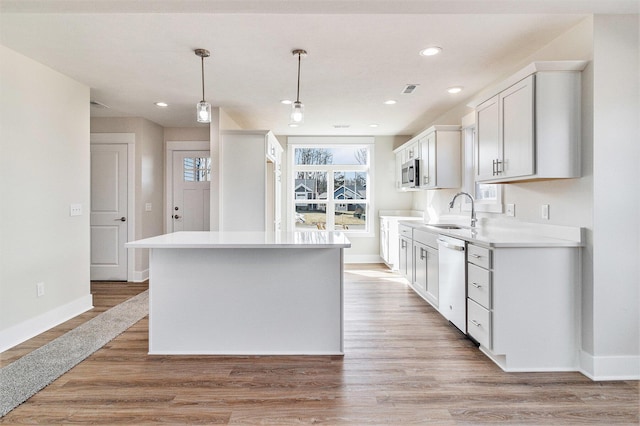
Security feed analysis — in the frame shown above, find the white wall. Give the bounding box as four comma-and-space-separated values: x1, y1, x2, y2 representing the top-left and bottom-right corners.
590, 14, 639, 378
0, 45, 92, 350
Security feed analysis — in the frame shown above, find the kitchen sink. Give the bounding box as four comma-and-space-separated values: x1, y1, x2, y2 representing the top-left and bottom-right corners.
427, 224, 464, 229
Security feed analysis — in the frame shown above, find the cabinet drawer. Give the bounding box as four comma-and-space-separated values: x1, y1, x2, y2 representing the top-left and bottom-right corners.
467, 299, 491, 349
467, 263, 491, 309
399, 225, 413, 239
467, 244, 491, 269
413, 228, 438, 249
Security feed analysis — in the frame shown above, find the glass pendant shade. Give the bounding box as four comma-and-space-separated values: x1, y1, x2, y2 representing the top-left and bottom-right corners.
290, 101, 304, 124
197, 100, 211, 123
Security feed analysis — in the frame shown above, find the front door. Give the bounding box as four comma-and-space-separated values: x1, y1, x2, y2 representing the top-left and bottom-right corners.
90, 143, 128, 281
172, 151, 211, 232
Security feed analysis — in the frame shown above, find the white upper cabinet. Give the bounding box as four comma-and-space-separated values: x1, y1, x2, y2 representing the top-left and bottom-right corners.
393, 125, 461, 190
471, 61, 586, 184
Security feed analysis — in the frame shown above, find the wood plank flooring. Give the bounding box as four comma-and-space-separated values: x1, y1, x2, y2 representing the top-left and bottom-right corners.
1, 264, 638, 424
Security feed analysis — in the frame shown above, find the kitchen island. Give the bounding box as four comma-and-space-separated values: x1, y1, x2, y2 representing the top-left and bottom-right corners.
126, 231, 351, 355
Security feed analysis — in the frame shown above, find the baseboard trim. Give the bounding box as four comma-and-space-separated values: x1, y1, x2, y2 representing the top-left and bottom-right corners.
344, 255, 383, 264
579, 350, 640, 381
0, 294, 94, 353
132, 269, 149, 283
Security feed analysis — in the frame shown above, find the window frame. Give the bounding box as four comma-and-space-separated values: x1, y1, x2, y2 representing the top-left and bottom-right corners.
287, 137, 375, 236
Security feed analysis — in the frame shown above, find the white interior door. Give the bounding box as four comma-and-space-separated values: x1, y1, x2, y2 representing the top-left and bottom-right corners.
172, 151, 211, 232
90, 143, 128, 281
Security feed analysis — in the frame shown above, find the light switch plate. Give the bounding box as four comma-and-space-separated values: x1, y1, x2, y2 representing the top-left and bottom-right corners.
145, 203, 152, 212
541, 204, 550, 220
506, 203, 515, 217
69, 204, 82, 216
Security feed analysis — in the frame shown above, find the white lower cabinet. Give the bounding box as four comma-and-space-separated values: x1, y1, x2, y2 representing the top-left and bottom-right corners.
398, 225, 413, 281
466, 242, 580, 372
467, 299, 491, 349
412, 229, 439, 308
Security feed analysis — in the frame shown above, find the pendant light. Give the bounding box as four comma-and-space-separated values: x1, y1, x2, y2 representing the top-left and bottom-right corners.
290, 49, 307, 124
195, 48, 211, 123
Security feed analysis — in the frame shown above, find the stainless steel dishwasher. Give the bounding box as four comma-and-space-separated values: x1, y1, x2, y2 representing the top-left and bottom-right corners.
437, 235, 467, 333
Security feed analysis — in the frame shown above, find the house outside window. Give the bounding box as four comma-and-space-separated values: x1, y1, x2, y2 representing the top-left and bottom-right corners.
288, 137, 374, 235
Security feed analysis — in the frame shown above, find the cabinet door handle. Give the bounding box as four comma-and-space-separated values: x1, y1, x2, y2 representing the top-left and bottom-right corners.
496, 159, 503, 174
492, 159, 496, 176
469, 254, 481, 259
471, 282, 482, 288
470, 319, 482, 327
420, 248, 426, 260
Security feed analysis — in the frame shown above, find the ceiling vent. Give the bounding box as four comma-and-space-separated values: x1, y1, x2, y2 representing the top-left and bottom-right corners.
90, 100, 110, 109
402, 84, 419, 94
333, 124, 351, 129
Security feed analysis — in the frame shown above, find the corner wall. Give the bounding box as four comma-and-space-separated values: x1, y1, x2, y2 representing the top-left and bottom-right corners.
589, 14, 639, 379
0, 45, 92, 351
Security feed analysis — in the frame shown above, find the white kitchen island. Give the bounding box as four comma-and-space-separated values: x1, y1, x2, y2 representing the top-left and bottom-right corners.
126, 231, 351, 355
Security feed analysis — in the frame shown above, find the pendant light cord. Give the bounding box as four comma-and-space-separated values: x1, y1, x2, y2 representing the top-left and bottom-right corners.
201, 56, 206, 102
296, 52, 301, 103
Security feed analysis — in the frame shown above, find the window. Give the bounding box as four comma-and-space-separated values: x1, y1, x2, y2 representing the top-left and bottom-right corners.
183, 157, 211, 182
288, 137, 374, 235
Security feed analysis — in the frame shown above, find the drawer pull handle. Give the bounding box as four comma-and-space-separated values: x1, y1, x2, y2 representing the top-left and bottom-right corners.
471, 319, 482, 327
472, 282, 482, 288
469, 254, 481, 258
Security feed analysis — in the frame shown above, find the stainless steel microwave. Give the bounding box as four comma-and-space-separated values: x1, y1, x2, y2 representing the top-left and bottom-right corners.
401, 158, 422, 189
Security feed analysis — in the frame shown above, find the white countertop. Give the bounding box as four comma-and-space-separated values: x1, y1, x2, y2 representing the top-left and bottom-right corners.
402, 221, 583, 248
125, 231, 352, 249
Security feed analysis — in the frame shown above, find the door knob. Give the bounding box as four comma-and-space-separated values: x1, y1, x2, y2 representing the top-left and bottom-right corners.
115, 217, 126, 222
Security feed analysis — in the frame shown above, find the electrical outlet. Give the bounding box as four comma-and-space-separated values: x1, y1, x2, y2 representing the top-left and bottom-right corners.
145, 203, 152, 212
36, 282, 45, 297
541, 204, 550, 220
69, 204, 82, 216
506, 203, 515, 217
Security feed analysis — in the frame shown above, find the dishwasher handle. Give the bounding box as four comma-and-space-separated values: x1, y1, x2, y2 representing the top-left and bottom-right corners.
437, 239, 465, 251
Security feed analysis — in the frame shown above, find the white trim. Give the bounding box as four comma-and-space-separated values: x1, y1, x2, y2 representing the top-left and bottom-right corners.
344, 255, 383, 264
165, 141, 210, 233
90, 133, 135, 282
288, 136, 374, 145
579, 350, 640, 381
0, 295, 93, 353
132, 268, 149, 283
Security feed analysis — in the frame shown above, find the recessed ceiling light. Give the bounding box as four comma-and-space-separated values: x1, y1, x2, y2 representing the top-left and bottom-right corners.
369, 124, 379, 128
420, 46, 442, 57
447, 87, 463, 94
288, 123, 299, 128
384, 100, 397, 105
281, 99, 293, 105
154, 102, 169, 107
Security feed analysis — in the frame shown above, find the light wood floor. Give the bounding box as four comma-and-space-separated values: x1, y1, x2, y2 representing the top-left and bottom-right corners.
1, 264, 638, 424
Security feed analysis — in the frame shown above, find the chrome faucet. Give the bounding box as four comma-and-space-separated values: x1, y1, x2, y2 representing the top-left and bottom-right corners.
449, 192, 477, 228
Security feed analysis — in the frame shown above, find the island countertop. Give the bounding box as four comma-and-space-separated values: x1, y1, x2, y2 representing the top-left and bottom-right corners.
125, 231, 351, 249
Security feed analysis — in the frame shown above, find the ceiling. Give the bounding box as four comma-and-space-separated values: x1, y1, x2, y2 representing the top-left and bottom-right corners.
1, 1, 637, 136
